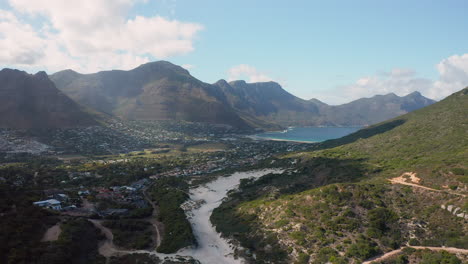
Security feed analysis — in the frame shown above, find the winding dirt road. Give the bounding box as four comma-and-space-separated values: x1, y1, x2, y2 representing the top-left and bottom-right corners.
142, 184, 163, 248
89, 185, 163, 259
89, 219, 177, 261
363, 246, 468, 264
89, 219, 118, 258
389, 172, 466, 197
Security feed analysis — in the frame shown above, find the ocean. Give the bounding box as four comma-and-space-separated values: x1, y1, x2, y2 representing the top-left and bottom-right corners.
254, 126, 362, 143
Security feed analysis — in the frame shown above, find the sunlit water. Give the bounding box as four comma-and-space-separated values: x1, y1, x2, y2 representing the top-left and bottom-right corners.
254, 126, 361, 143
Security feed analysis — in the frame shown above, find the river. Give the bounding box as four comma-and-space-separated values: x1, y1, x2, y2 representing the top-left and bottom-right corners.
178, 168, 283, 263
97, 169, 283, 263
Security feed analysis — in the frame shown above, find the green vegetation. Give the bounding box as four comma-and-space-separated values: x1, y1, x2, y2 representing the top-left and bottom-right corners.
302, 87, 468, 187
212, 88, 468, 263
224, 182, 466, 263
103, 220, 153, 249
376, 248, 463, 264
0, 185, 58, 264
38, 219, 105, 264
92, 159, 162, 186
149, 177, 196, 253
109, 254, 162, 264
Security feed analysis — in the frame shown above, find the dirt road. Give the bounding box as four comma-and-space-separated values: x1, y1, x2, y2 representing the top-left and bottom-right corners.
389, 172, 466, 197
89, 219, 118, 258
142, 185, 163, 247
363, 246, 468, 263
41, 223, 61, 242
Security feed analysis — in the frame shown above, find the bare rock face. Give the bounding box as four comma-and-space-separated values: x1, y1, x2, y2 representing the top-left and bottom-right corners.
0, 69, 97, 129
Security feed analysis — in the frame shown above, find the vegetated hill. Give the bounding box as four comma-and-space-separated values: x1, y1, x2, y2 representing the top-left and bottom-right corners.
312, 87, 467, 183
51, 61, 277, 130
214, 79, 435, 127
211, 88, 468, 264
0, 69, 97, 129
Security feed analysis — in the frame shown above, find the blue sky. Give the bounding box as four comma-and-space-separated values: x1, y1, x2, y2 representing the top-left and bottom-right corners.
1, 0, 468, 103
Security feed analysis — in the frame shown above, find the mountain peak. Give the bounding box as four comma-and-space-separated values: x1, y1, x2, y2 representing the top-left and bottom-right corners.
309, 98, 328, 106
404, 91, 430, 99
1, 68, 26, 75
34, 71, 49, 80
215, 79, 229, 86
134, 60, 190, 75
407, 91, 422, 96
384, 92, 398, 97
229, 80, 248, 86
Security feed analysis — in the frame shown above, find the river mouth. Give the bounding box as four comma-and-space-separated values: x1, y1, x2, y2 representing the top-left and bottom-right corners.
178, 169, 284, 264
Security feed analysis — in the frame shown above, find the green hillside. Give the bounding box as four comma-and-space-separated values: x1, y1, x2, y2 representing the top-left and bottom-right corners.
306, 86, 468, 186
211, 88, 468, 264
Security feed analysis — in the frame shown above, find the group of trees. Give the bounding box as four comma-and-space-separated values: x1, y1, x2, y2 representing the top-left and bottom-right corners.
103, 220, 153, 250
149, 177, 196, 253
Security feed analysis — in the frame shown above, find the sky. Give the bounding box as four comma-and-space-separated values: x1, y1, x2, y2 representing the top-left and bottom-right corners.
1, 0, 468, 104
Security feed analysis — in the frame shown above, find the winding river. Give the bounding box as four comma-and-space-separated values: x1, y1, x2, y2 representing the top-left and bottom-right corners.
94, 169, 283, 263
178, 168, 283, 263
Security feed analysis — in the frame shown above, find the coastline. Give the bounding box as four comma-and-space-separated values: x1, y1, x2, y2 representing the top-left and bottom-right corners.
249, 126, 362, 144
246, 135, 316, 144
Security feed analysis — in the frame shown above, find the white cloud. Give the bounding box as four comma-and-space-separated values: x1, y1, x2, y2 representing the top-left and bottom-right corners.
311, 54, 468, 105
228, 64, 274, 83
432, 54, 468, 98
1, 0, 203, 73
181, 64, 194, 70
0, 10, 47, 65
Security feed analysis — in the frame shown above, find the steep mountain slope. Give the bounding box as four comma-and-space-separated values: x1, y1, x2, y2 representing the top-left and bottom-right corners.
0, 69, 97, 129
212, 88, 468, 264
51, 62, 255, 130
214, 79, 435, 126
215, 80, 321, 126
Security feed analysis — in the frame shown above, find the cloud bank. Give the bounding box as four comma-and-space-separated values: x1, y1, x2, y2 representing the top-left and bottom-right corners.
0, 0, 203, 73
228, 64, 274, 83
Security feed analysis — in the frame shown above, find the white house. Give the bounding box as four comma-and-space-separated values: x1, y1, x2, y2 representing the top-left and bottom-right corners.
33, 199, 62, 210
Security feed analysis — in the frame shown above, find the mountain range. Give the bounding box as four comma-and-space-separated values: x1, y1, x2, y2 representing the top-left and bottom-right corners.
1, 61, 436, 130
213, 79, 435, 126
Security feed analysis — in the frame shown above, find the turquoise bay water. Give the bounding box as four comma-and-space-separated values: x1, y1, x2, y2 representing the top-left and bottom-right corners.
255, 127, 362, 143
